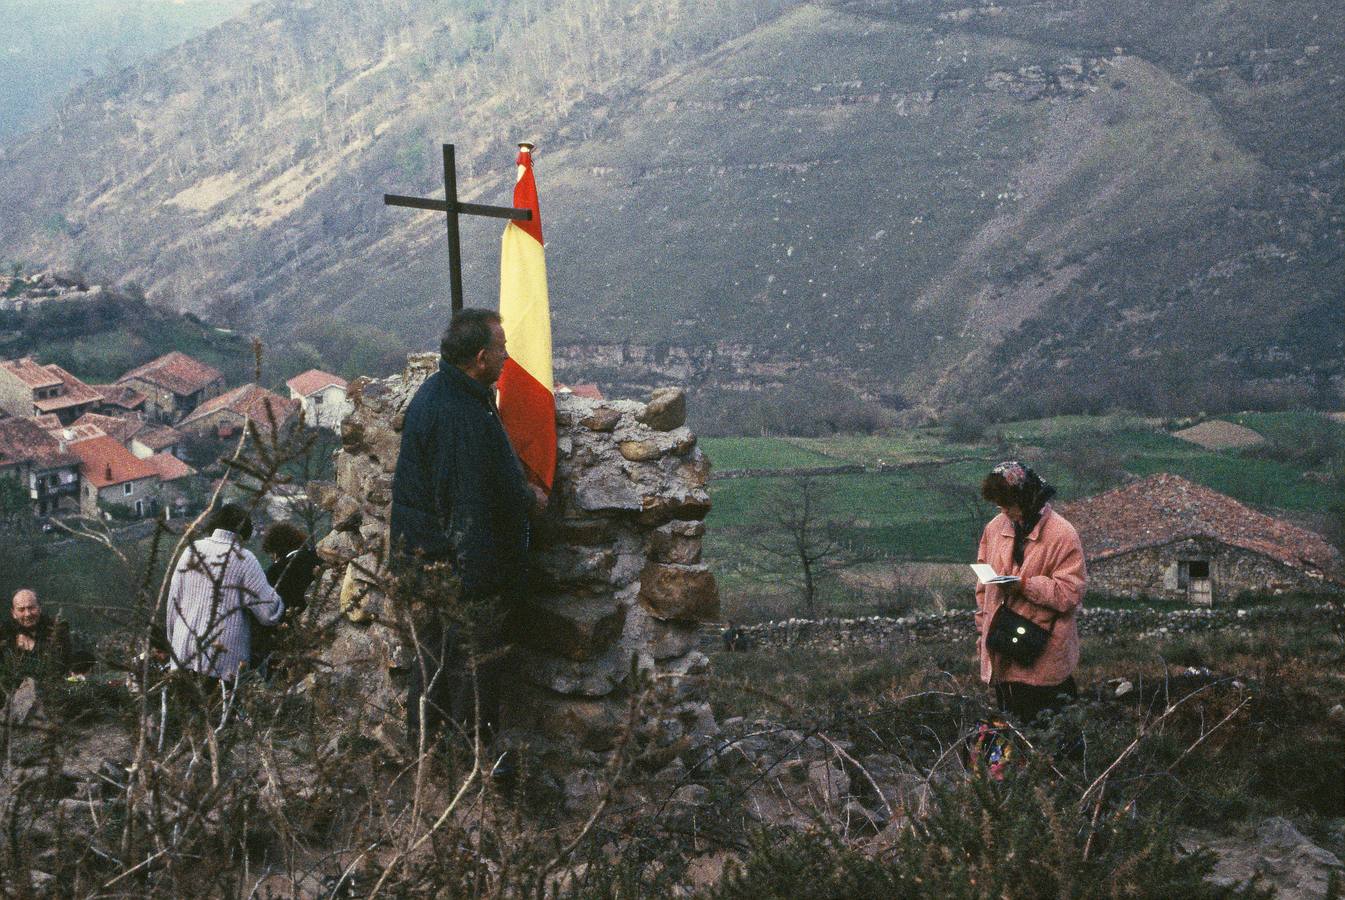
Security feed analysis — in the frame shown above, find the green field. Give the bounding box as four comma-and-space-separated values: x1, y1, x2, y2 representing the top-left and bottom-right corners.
698, 437, 839, 470
704, 411, 1345, 620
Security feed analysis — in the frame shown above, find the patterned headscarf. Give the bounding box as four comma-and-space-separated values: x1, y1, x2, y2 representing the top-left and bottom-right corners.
986, 460, 1057, 565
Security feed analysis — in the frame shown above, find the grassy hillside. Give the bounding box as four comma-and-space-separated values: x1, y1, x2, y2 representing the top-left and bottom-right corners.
0, 287, 254, 384
0, 0, 1338, 418
0, 275, 407, 389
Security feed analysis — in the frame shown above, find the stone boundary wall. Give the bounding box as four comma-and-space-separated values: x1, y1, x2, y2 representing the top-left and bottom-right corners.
732, 603, 1342, 653
711, 456, 985, 480
713, 464, 864, 480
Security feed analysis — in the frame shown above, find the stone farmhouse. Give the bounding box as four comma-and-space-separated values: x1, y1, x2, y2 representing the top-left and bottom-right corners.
89, 383, 148, 417
69, 413, 186, 460
67, 413, 140, 445
285, 369, 351, 430
0, 357, 102, 425
178, 383, 298, 437
116, 351, 225, 424
0, 417, 82, 515
129, 424, 186, 460
67, 435, 161, 518
1061, 473, 1344, 605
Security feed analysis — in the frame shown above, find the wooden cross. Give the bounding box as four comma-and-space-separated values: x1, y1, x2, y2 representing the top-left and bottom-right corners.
384, 143, 533, 312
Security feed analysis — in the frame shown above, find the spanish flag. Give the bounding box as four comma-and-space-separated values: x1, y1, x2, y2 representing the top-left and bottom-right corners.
497, 142, 556, 493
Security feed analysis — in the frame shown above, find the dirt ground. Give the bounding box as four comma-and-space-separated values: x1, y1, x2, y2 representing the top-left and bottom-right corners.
1172, 419, 1265, 450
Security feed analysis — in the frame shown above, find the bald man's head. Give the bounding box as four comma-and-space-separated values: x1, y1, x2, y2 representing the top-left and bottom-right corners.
11, 590, 40, 629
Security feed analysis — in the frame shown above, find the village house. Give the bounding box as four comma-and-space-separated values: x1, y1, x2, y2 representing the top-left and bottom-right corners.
116, 351, 225, 424
69, 412, 138, 445
558, 383, 605, 400
0, 417, 83, 516
69, 412, 186, 460
178, 383, 298, 437
285, 369, 351, 430
90, 383, 148, 417
68, 435, 161, 518
1061, 473, 1345, 605
0, 357, 102, 424
142, 451, 197, 519
129, 424, 186, 460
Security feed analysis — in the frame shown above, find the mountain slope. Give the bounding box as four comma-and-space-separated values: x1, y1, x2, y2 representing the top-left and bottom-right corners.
0, 0, 1339, 420
0, 0, 252, 142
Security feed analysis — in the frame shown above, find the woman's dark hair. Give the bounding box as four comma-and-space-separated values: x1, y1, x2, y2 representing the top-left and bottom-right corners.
980, 461, 1056, 516
440, 308, 501, 366
262, 521, 309, 557
204, 502, 253, 541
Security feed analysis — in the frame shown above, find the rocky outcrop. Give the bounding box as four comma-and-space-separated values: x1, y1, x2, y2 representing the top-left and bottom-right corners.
0, 271, 104, 311
312, 353, 719, 757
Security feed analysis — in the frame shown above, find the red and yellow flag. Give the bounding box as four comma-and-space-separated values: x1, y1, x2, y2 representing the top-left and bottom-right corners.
497, 142, 556, 492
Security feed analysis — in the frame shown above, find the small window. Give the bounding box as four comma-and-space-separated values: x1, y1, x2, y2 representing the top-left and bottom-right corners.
124, 482, 133, 496
313, 394, 323, 405
1178, 559, 1210, 587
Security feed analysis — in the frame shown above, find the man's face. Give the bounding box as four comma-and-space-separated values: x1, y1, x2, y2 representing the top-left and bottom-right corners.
11, 591, 40, 629
479, 321, 509, 386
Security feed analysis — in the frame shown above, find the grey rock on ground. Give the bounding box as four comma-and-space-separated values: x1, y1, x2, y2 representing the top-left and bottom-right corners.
1185, 817, 1343, 899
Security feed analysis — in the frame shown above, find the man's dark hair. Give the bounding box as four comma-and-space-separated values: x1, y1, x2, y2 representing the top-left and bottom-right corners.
262, 521, 308, 557
440, 308, 501, 366
204, 502, 253, 541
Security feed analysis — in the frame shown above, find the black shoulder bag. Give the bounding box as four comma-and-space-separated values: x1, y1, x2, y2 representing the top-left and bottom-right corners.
986, 602, 1052, 666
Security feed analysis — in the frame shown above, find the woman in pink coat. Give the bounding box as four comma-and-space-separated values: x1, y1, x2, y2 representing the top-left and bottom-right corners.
975, 461, 1086, 724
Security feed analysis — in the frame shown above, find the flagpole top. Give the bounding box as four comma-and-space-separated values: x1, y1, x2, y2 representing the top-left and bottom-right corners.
517, 141, 536, 153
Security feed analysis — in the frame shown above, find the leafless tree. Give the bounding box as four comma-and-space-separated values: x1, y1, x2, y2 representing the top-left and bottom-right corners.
752, 476, 869, 616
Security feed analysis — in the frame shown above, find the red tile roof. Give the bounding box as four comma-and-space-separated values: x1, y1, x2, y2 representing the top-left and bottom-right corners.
560, 383, 605, 400
68, 436, 160, 489
133, 425, 183, 451
117, 351, 223, 397
0, 417, 79, 469
47, 423, 106, 443
91, 383, 148, 410
32, 414, 63, 430
180, 383, 297, 429
286, 369, 347, 397
0, 357, 62, 389
1060, 473, 1343, 578
73, 412, 142, 444
31, 364, 102, 413
144, 452, 195, 482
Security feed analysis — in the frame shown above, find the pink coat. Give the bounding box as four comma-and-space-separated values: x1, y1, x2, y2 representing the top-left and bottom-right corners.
975, 505, 1086, 686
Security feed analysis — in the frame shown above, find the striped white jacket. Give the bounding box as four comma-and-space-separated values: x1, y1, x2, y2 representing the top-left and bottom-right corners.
166, 529, 284, 680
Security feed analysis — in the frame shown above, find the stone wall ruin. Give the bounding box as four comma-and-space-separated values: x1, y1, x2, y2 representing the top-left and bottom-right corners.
312, 353, 719, 758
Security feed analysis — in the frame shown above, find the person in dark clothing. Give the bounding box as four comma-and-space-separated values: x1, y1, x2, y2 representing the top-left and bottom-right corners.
252, 521, 322, 676
390, 309, 542, 753
4, 589, 72, 675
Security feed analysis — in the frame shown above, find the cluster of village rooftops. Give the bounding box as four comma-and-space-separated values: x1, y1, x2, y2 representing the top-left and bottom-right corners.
0, 351, 350, 520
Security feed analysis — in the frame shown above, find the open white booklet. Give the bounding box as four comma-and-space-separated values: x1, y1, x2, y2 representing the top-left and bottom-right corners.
970, 563, 1020, 585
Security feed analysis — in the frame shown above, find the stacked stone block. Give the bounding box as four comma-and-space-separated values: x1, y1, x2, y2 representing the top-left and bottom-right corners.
312, 355, 719, 756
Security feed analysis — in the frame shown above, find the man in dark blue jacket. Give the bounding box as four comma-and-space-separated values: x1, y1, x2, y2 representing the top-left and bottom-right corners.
390, 308, 540, 753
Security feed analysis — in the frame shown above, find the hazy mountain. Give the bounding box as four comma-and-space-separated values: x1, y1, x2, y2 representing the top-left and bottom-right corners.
0, 0, 1340, 421
0, 0, 253, 141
